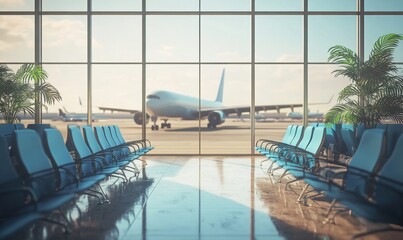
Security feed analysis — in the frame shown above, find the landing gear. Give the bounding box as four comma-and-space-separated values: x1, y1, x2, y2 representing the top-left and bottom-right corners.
150, 117, 171, 131
207, 123, 216, 129
161, 119, 171, 129
150, 116, 159, 131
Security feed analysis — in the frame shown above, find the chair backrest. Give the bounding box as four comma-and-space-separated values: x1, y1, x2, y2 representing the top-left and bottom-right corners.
27, 123, 52, 139
343, 128, 386, 196
13, 123, 25, 130
82, 125, 103, 154
280, 125, 294, 143
103, 126, 118, 147
0, 135, 27, 217
304, 126, 326, 156
94, 126, 111, 150
384, 124, 403, 159
14, 129, 57, 198
108, 125, 122, 145
296, 126, 314, 150
113, 125, 126, 144
289, 125, 304, 146
43, 128, 81, 187
66, 125, 93, 159
373, 134, 403, 221
341, 128, 358, 156
0, 123, 15, 147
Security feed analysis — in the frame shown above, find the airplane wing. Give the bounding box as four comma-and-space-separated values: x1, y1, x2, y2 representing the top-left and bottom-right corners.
199, 104, 303, 118
98, 107, 140, 114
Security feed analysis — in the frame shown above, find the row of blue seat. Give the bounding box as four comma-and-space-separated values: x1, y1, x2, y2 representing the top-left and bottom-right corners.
257, 124, 403, 237
0, 123, 153, 239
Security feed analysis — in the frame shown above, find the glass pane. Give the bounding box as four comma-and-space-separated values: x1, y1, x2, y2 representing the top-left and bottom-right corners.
201, 65, 251, 154
93, 16, 142, 62
42, 0, 86, 11
308, 0, 356, 11
92, 0, 141, 11
308, 16, 356, 62
255, 64, 303, 143
202, 0, 250, 11
0, 15, 34, 62
147, 0, 198, 11
147, 16, 199, 62
255, 0, 302, 11
0, 0, 33, 11
42, 64, 87, 139
365, 0, 403, 11
202, 16, 251, 62
365, 16, 403, 62
255, 16, 302, 62
308, 64, 349, 120
93, 64, 142, 140
146, 64, 199, 154
42, 16, 87, 62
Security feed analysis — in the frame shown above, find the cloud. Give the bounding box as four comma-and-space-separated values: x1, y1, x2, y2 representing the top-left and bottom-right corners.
0, 0, 25, 6
0, 16, 34, 51
42, 17, 86, 48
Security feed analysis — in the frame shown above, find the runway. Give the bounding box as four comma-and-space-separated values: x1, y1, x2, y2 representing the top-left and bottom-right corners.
28, 118, 304, 154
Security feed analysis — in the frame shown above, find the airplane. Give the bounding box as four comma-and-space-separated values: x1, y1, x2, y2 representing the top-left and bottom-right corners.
99, 69, 328, 131
286, 111, 324, 120
56, 107, 97, 122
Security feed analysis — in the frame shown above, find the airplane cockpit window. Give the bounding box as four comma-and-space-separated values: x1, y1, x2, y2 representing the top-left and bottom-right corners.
147, 95, 160, 100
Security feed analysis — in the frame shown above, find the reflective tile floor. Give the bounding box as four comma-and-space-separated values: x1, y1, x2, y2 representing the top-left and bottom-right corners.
9, 157, 403, 240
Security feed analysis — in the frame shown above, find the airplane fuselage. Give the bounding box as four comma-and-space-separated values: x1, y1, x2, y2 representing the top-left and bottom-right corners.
146, 91, 222, 120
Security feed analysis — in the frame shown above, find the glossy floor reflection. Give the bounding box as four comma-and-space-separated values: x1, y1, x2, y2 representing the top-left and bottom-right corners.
10, 157, 403, 240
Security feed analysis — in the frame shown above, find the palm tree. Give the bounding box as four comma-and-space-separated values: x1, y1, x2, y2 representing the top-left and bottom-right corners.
325, 33, 403, 128
0, 64, 62, 123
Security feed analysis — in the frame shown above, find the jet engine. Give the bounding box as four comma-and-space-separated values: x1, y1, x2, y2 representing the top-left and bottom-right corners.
207, 110, 225, 128
133, 112, 150, 125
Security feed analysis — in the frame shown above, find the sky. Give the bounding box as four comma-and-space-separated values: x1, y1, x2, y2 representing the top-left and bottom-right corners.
0, 0, 402, 115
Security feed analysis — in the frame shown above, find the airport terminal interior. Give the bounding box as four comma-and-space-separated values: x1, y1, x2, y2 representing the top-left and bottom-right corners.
1, 0, 403, 239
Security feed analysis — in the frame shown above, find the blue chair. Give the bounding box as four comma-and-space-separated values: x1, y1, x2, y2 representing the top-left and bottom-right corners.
341, 128, 358, 158
301, 128, 386, 210
113, 125, 154, 153
27, 123, 52, 138
66, 125, 128, 182
278, 126, 327, 183
13, 129, 77, 228
270, 126, 314, 174
0, 123, 15, 147
0, 135, 43, 239
43, 128, 110, 204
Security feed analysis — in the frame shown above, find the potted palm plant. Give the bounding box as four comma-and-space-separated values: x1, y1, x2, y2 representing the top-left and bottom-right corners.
0, 64, 62, 123
325, 33, 403, 128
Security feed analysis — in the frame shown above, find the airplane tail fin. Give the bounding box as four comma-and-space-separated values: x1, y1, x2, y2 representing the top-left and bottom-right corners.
215, 68, 225, 103
58, 109, 66, 117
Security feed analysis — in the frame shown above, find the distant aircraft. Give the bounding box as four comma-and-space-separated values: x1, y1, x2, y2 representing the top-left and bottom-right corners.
56, 107, 97, 122
99, 69, 328, 130
286, 111, 324, 120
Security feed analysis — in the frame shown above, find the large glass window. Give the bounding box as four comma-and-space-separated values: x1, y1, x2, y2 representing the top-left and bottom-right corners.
365, 16, 403, 62
255, 64, 303, 143
0, 0, 34, 11
308, 15, 356, 62
146, 64, 199, 154
92, 0, 141, 12
201, 64, 251, 154
1, 0, 403, 154
202, 16, 251, 63
92, 16, 142, 62
147, 16, 199, 62
255, 0, 302, 12
42, 15, 87, 62
255, 16, 303, 62
0, 15, 34, 62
